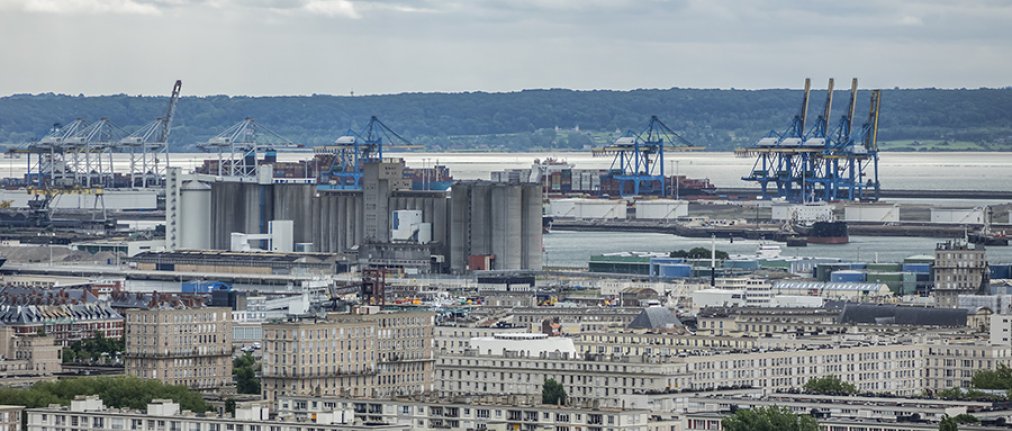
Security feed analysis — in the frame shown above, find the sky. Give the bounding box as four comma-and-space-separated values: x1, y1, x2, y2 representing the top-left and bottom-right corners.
0, 0, 1010, 96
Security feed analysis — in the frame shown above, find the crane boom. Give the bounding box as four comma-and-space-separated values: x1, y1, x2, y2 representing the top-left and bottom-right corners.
159, 80, 182, 144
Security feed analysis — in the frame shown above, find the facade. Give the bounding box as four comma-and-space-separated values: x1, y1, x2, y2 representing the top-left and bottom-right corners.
278, 396, 653, 431
261, 309, 434, 402
511, 307, 643, 328
25, 396, 407, 431
0, 405, 22, 431
934, 240, 988, 307
124, 304, 233, 390
0, 304, 123, 347
0, 326, 61, 378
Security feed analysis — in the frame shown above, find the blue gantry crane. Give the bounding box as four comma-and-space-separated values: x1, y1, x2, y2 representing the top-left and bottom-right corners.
317, 116, 422, 190
737, 78, 881, 203
592, 116, 702, 197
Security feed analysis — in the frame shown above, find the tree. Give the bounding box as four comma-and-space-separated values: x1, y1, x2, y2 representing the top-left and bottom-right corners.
972, 364, 1012, 390
670, 247, 729, 260
0, 376, 209, 413
233, 353, 260, 395
225, 399, 236, 414
803, 375, 857, 396
939, 415, 959, 431
541, 378, 566, 405
722, 406, 819, 431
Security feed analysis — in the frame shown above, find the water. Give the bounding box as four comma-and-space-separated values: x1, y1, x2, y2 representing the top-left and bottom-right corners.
543, 230, 1012, 268
5, 151, 1012, 192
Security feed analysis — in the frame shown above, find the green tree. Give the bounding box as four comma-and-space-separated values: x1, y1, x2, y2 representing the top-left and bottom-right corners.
952, 414, 978, 424
670, 247, 729, 260
225, 399, 236, 414
803, 375, 857, 395
0, 376, 209, 413
233, 353, 260, 395
972, 364, 1012, 390
722, 406, 819, 431
939, 415, 959, 431
541, 378, 567, 405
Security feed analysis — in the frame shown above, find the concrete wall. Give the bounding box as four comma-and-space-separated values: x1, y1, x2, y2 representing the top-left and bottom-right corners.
549, 198, 627, 220
931, 208, 985, 225
844, 205, 901, 223
634, 200, 688, 220
0, 189, 158, 210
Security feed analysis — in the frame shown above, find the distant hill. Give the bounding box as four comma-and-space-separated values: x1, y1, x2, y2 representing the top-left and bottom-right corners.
1, 87, 1011, 152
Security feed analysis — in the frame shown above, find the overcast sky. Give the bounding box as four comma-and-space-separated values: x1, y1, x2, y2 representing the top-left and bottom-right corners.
1, 0, 1010, 96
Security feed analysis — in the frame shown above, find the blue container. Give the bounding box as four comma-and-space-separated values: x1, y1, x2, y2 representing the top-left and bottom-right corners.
902, 263, 932, 273
657, 264, 693, 279
990, 264, 1012, 280
831, 270, 866, 283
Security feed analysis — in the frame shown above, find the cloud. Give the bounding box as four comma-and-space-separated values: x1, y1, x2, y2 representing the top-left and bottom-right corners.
9, 0, 162, 14
302, 0, 358, 18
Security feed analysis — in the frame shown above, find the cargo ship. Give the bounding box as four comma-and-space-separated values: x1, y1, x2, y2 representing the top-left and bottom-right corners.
796, 221, 849, 245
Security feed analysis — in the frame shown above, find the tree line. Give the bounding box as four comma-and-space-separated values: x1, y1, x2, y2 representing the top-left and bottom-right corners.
1, 87, 1011, 152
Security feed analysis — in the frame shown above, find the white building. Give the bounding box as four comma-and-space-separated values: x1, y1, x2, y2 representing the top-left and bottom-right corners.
469, 333, 577, 358
26, 396, 405, 431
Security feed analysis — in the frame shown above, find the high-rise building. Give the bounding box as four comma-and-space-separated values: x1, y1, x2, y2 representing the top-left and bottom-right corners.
123, 300, 233, 390
261, 308, 434, 402
933, 240, 988, 307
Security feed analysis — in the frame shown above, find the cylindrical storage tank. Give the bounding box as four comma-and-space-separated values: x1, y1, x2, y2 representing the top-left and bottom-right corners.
449, 184, 471, 273
469, 182, 492, 255
831, 270, 866, 283
657, 264, 693, 279
521, 183, 543, 270
180, 180, 212, 249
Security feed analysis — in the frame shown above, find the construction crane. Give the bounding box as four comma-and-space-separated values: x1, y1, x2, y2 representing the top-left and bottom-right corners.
317, 116, 423, 190
119, 80, 181, 187
592, 115, 702, 197
199, 117, 300, 179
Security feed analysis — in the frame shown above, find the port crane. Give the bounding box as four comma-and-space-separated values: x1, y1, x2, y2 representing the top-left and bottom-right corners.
119, 80, 181, 187
592, 115, 702, 197
317, 116, 423, 190
736, 78, 881, 203
199, 118, 300, 179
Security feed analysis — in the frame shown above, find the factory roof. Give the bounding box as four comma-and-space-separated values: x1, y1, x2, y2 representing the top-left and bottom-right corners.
627, 306, 683, 330
840, 304, 967, 326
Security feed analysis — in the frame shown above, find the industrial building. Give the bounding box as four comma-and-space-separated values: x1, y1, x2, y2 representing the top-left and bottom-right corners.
168, 160, 542, 273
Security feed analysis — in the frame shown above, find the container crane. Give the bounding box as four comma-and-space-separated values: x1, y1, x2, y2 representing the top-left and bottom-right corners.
317, 115, 423, 190
737, 78, 881, 203
592, 115, 702, 197
199, 117, 300, 179
119, 80, 181, 187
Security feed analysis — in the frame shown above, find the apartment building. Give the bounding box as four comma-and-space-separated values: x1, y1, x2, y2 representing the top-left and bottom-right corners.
0, 405, 22, 431
261, 308, 434, 402
0, 325, 61, 378
511, 307, 643, 328
0, 303, 123, 347
124, 302, 233, 390
436, 333, 933, 410
25, 396, 407, 431
934, 240, 988, 307
923, 338, 1012, 390
278, 395, 655, 431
